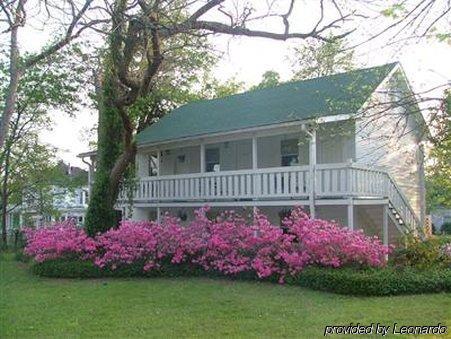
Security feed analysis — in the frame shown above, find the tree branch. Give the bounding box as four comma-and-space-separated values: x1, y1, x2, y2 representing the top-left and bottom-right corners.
23, 0, 97, 69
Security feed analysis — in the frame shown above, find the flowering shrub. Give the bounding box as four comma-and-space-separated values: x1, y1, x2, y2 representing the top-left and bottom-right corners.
95, 216, 184, 271
284, 209, 391, 268
24, 207, 392, 282
23, 221, 96, 262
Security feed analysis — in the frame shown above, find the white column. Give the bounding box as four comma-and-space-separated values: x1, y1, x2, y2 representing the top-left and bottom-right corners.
383, 204, 388, 246
252, 136, 258, 170
200, 143, 206, 173
347, 198, 354, 230
309, 128, 317, 218
252, 136, 258, 217
157, 207, 161, 224
156, 150, 161, 176
88, 164, 94, 196
199, 143, 206, 198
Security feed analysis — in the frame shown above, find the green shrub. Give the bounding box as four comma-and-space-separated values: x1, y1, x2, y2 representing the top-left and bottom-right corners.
14, 251, 30, 263
442, 222, 451, 235
31, 258, 451, 296
31, 259, 209, 279
294, 266, 451, 296
31, 259, 105, 278
390, 235, 451, 269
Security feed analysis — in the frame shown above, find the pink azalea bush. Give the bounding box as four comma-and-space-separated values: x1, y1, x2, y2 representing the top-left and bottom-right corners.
284, 208, 390, 268
23, 207, 391, 282
95, 216, 184, 271
23, 221, 96, 262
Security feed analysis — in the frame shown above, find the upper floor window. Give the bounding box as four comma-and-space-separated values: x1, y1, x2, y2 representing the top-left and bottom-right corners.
281, 139, 299, 166
147, 154, 159, 176
206, 148, 220, 172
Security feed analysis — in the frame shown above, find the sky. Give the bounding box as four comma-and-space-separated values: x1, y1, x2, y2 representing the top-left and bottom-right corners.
3, 0, 450, 169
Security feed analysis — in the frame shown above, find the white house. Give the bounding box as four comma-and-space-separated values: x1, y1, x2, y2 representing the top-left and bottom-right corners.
81, 63, 426, 245
7, 163, 89, 229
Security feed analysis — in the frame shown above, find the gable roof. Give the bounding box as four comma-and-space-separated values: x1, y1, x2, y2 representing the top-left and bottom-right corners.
137, 62, 397, 146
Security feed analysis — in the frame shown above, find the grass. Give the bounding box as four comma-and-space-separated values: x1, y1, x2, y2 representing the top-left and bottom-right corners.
1, 253, 450, 338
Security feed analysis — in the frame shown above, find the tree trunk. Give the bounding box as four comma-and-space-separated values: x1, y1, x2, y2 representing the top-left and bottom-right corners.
0, 23, 21, 151
1, 145, 12, 247
85, 64, 127, 236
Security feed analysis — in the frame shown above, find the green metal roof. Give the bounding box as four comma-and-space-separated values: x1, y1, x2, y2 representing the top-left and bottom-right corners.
137, 63, 397, 145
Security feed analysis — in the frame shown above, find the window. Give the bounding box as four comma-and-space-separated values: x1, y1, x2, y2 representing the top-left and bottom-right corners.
148, 155, 158, 176
79, 191, 85, 205
206, 148, 220, 172
281, 139, 299, 166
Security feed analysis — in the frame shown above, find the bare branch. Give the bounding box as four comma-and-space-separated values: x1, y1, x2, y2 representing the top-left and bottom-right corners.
23, 0, 98, 69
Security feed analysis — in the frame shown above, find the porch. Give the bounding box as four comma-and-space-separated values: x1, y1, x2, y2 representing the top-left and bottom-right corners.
119, 162, 419, 233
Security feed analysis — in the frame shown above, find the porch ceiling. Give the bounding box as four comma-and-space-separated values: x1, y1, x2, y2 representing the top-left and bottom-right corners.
137, 63, 396, 146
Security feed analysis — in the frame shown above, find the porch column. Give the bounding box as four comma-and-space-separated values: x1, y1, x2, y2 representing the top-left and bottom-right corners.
252, 136, 258, 170
347, 198, 354, 230
156, 150, 161, 224
252, 136, 258, 216
200, 143, 206, 198
156, 150, 161, 176
80, 156, 95, 197
200, 143, 206, 173
308, 128, 317, 218
157, 207, 161, 224
383, 204, 388, 246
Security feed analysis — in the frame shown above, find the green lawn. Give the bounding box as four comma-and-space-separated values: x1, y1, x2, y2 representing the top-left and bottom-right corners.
1, 253, 450, 338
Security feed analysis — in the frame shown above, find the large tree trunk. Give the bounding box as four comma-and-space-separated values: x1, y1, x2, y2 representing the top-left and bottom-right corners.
0, 23, 21, 151
1, 145, 12, 247
84, 63, 132, 236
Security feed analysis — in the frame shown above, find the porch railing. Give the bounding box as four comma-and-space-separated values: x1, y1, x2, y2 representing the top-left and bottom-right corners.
119, 163, 420, 230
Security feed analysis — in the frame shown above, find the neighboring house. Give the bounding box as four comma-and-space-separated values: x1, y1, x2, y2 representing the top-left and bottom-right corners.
81, 63, 426, 245
7, 162, 89, 228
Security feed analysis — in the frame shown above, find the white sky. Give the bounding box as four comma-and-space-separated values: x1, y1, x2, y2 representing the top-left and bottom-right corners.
3, 1, 450, 169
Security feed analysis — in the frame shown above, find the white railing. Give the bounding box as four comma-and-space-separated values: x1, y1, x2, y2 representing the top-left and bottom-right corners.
346, 164, 420, 230
120, 163, 419, 230
125, 166, 310, 202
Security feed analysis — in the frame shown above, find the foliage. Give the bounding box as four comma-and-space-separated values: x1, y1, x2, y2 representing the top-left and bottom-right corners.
31, 258, 451, 297
290, 38, 355, 80
31, 258, 104, 278
390, 234, 451, 269
380, 1, 451, 44
426, 90, 451, 212
25, 207, 390, 283
0, 45, 89, 245
84, 54, 124, 235
295, 266, 451, 296
442, 223, 451, 235
251, 71, 281, 90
